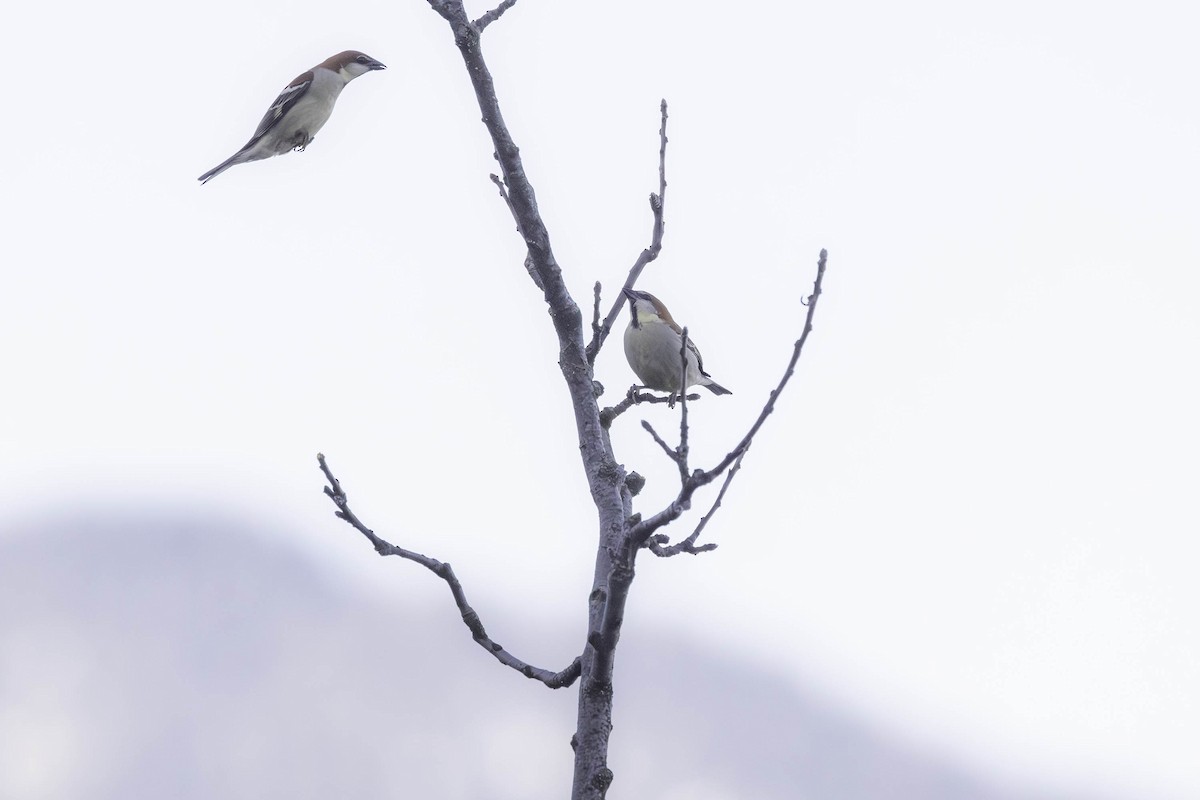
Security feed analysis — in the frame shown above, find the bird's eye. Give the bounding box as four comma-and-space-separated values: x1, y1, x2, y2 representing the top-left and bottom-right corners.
356, 56, 368, 63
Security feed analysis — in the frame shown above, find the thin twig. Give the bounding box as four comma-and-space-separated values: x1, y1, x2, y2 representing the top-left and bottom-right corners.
489, 173, 520, 229
586, 100, 670, 364
490, 174, 544, 290
317, 453, 580, 689
631, 249, 829, 543
473, 0, 518, 31
703, 249, 827, 479
640, 420, 679, 464
676, 326, 691, 479
487, 172, 544, 291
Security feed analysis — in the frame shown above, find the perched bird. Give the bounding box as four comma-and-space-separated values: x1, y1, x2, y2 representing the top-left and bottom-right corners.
198, 50, 386, 184
622, 287, 732, 399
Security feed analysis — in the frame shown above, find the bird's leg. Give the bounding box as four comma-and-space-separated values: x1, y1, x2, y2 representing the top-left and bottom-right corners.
292, 131, 313, 152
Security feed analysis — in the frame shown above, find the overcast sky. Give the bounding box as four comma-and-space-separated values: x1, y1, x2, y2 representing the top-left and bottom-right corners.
2, 1, 1198, 798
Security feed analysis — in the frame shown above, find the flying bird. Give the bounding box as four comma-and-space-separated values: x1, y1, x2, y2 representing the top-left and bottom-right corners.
198, 50, 386, 184
623, 287, 732, 400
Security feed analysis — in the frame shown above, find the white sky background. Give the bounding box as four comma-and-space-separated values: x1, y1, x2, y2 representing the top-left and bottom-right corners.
3, 0, 1198, 797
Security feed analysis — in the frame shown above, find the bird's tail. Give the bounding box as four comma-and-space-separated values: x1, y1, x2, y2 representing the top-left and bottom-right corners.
197, 152, 245, 184
703, 379, 732, 396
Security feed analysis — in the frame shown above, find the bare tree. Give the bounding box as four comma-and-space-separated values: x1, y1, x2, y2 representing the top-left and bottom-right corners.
317, 2, 829, 797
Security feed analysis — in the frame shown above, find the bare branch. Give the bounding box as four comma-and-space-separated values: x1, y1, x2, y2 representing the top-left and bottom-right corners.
473, 0, 518, 31
586, 100, 670, 364
631, 249, 829, 542
317, 453, 580, 689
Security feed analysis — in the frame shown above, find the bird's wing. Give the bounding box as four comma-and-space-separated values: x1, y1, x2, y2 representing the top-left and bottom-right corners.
687, 338, 714, 378
666, 316, 712, 376
245, 71, 314, 145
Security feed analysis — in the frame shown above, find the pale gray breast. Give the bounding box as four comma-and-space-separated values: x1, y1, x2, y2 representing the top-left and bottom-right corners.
289, 69, 346, 137
625, 320, 701, 391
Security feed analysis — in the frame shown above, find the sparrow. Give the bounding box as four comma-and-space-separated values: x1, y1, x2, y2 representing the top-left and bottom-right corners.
198, 50, 386, 184
623, 287, 732, 399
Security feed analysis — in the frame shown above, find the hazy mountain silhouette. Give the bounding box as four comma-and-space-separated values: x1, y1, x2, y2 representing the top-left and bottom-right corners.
0, 511, 1122, 799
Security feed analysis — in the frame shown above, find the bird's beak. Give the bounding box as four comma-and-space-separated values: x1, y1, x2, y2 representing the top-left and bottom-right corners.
367, 58, 387, 71
621, 287, 637, 301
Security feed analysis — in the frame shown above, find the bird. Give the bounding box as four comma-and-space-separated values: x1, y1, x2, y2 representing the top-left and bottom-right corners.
622, 287, 731, 401
198, 50, 386, 184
